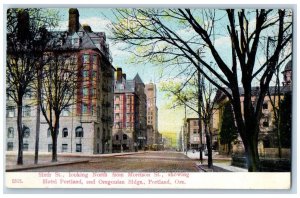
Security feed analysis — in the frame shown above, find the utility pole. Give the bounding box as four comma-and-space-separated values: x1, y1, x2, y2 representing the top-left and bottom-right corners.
197, 49, 203, 164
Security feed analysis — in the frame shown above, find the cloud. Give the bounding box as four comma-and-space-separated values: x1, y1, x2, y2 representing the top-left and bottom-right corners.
80, 17, 112, 33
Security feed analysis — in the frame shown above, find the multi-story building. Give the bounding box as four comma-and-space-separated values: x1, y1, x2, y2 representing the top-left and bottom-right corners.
184, 118, 206, 151
145, 82, 159, 145
112, 68, 147, 152
6, 8, 115, 154
212, 60, 292, 155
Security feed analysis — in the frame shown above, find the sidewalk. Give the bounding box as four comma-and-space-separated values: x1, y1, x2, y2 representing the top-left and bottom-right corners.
5, 151, 147, 172
184, 150, 247, 172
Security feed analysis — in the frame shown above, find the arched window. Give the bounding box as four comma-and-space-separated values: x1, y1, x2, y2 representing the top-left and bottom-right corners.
23, 126, 30, 138
123, 134, 128, 140
62, 128, 68, 138
7, 127, 14, 138
75, 126, 83, 137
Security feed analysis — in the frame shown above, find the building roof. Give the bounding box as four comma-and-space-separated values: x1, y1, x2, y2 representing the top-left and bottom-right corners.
49, 24, 112, 63
133, 74, 143, 84
214, 85, 292, 103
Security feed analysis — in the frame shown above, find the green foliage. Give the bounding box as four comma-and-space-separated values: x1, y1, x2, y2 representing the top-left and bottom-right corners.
279, 92, 292, 148
220, 102, 238, 146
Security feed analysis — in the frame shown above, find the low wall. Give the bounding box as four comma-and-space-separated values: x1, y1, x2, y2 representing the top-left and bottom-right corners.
260, 148, 290, 159
231, 155, 291, 172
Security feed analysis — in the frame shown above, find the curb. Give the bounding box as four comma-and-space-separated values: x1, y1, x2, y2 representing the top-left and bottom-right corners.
5, 152, 147, 172
6, 160, 90, 172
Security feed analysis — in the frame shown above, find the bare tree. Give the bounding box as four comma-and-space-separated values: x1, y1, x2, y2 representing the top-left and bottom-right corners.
40, 51, 78, 162
6, 9, 55, 165
111, 8, 292, 171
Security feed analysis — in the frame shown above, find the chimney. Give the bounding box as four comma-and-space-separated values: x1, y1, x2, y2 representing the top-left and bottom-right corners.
122, 74, 126, 80
116, 68, 122, 82
69, 8, 79, 34
82, 24, 92, 32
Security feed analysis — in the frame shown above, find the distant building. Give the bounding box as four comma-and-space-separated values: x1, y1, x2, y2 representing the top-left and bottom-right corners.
112, 68, 147, 152
184, 118, 206, 150
145, 82, 159, 145
6, 8, 115, 154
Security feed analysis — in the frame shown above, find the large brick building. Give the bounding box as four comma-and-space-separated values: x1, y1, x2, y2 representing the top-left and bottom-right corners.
112, 68, 147, 152
6, 8, 115, 154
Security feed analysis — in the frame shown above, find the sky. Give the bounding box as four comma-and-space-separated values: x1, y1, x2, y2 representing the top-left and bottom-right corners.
47, 8, 291, 138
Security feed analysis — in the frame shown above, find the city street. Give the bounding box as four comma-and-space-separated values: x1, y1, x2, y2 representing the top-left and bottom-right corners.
7, 151, 200, 172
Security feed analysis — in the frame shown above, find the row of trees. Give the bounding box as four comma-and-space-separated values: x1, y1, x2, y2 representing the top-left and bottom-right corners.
110, 8, 292, 171
7, 9, 77, 164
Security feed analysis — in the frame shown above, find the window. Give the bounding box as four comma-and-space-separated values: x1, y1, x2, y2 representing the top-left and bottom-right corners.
73, 38, 79, 46
115, 113, 120, 120
116, 135, 119, 141
62, 144, 68, 152
62, 107, 70, 116
7, 127, 14, 138
194, 121, 198, 126
76, 144, 82, 152
92, 88, 96, 98
22, 105, 31, 117
7, 142, 13, 151
62, 128, 68, 138
83, 70, 89, 78
92, 105, 96, 116
115, 95, 120, 101
193, 129, 198, 134
48, 144, 52, 152
115, 104, 120, 110
75, 126, 83, 137
115, 122, 120, 129
47, 128, 51, 137
126, 122, 130, 128
23, 143, 29, 151
92, 71, 97, 78
23, 126, 30, 138
82, 103, 88, 114
93, 55, 97, 65
263, 102, 268, 110
123, 134, 128, 140
7, 106, 15, 117
83, 87, 88, 97
83, 54, 89, 64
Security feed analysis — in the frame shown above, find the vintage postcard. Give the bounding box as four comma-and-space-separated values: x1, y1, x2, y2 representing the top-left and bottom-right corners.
4, 5, 293, 190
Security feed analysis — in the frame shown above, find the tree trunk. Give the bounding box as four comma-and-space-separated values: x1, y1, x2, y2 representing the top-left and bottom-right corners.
34, 70, 42, 164
227, 142, 231, 156
17, 101, 23, 165
244, 138, 260, 172
198, 70, 203, 163
205, 124, 213, 168
51, 118, 59, 162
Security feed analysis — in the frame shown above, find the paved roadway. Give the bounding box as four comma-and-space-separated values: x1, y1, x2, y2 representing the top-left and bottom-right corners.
18, 151, 200, 172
